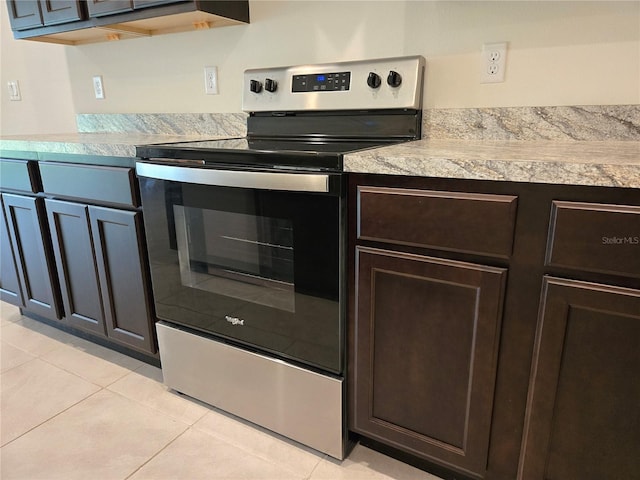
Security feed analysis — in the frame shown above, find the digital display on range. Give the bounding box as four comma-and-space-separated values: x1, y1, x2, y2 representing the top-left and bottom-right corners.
292, 71, 351, 92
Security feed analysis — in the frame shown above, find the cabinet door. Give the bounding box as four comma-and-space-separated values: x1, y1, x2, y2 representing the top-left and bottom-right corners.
89, 206, 156, 353
6, 0, 43, 30
2, 194, 62, 320
45, 199, 106, 336
0, 196, 24, 307
352, 247, 507, 477
519, 277, 640, 480
86, 0, 133, 17
39, 0, 85, 25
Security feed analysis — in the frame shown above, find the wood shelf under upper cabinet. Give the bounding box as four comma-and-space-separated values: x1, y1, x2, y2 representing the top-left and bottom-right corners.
10, 0, 249, 45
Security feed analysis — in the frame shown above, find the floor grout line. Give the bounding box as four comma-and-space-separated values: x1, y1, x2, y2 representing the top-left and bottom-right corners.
122, 423, 191, 480
0, 387, 105, 448
1, 303, 444, 480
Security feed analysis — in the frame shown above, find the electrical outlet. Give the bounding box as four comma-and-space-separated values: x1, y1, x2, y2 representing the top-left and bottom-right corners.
481, 42, 507, 84
7, 80, 21, 101
204, 66, 218, 95
93, 75, 105, 99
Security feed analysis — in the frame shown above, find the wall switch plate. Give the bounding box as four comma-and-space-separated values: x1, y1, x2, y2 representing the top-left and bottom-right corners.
481, 42, 507, 83
7, 80, 21, 101
204, 66, 218, 95
93, 75, 105, 99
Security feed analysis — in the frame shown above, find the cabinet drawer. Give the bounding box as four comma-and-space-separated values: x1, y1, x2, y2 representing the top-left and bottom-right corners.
0, 159, 40, 193
357, 186, 518, 258
546, 201, 640, 278
40, 162, 137, 207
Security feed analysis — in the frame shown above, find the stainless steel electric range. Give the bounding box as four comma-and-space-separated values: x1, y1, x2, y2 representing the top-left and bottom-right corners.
135, 55, 425, 459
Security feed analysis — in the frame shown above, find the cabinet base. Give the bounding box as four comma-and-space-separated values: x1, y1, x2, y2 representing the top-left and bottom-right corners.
357, 436, 476, 480
19, 310, 160, 367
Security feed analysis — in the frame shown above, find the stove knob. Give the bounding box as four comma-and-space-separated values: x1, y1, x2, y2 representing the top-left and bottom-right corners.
265, 78, 278, 93
367, 72, 381, 89
387, 70, 402, 88
250, 79, 263, 93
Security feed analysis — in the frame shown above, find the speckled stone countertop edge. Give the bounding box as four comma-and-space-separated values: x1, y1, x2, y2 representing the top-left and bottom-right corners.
343, 139, 640, 189
1, 135, 638, 189
0, 133, 236, 159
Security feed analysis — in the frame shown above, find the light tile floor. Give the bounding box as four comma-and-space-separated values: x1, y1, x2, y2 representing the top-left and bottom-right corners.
0, 302, 443, 480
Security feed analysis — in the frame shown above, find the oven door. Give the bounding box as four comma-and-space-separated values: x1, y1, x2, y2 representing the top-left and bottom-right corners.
136, 162, 343, 374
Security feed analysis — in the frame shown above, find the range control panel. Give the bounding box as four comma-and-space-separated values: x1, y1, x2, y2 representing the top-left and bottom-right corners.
292, 72, 351, 92
243, 55, 425, 112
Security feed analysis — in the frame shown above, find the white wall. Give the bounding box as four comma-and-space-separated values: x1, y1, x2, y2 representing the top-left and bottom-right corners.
2, 1, 639, 135
405, 1, 640, 108
0, 3, 76, 135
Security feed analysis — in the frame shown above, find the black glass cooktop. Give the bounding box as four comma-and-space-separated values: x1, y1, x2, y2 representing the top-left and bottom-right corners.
136, 137, 403, 171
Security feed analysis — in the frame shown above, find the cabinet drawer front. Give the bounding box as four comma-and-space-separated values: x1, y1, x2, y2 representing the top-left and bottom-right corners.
0, 159, 39, 193
40, 162, 137, 207
86, 0, 133, 17
357, 186, 518, 258
547, 201, 640, 278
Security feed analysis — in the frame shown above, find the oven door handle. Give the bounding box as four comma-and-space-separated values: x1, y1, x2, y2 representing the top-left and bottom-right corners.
136, 162, 332, 193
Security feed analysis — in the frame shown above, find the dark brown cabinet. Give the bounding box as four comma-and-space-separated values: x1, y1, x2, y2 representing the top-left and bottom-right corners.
348, 175, 640, 480
7, 0, 250, 45
2, 193, 62, 321
6, 0, 43, 30
86, 0, 133, 17
41, 163, 156, 355
350, 180, 517, 478
7, 0, 85, 30
46, 199, 105, 335
0, 158, 54, 313
0, 196, 24, 307
517, 199, 640, 480
133, 0, 185, 7
89, 206, 155, 353
519, 277, 640, 480
546, 200, 640, 278
86, 0, 184, 16
40, 0, 86, 26
353, 247, 507, 477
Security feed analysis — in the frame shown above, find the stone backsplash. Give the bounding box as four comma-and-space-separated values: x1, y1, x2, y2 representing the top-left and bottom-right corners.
422, 105, 640, 141
77, 113, 247, 137
75, 105, 639, 142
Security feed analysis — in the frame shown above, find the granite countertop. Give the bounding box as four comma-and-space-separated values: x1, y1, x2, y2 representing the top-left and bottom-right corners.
1, 133, 638, 189
344, 139, 640, 189
0, 132, 231, 159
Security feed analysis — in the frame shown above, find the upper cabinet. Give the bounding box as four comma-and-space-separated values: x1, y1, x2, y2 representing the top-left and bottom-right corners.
41, 1, 86, 26
86, 0, 134, 17
6, 0, 249, 45
85, 0, 189, 17
6, 0, 43, 30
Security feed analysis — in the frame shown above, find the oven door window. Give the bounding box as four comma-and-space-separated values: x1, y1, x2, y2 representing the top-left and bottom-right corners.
175, 207, 296, 313
140, 177, 341, 373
